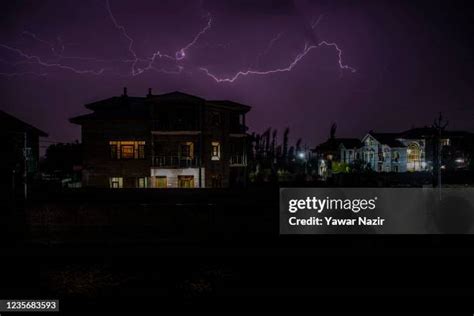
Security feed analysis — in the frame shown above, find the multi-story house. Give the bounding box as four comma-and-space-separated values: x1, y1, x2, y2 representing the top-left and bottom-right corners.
70, 89, 250, 188
315, 126, 473, 175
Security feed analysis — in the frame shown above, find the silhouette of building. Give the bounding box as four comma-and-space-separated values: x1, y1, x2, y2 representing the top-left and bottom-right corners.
0, 110, 48, 196
70, 89, 250, 188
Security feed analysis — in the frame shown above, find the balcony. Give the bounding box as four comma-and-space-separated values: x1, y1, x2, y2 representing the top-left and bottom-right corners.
229, 124, 248, 134
152, 156, 200, 168
230, 155, 246, 166
152, 120, 199, 132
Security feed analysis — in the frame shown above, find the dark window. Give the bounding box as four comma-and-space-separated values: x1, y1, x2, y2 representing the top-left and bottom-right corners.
211, 175, 222, 188
110, 145, 117, 159
154, 142, 164, 155
158, 112, 169, 130
138, 144, 145, 159
180, 142, 193, 158
211, 112, 221, 126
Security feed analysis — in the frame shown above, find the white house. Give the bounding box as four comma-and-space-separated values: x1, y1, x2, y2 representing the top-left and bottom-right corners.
359, 132, 407, 172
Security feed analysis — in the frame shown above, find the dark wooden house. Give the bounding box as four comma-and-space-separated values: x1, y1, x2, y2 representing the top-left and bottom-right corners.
70, 89, 251, 188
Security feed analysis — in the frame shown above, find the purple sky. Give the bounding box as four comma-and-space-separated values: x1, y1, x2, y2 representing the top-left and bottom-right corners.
1, 0, 474, 149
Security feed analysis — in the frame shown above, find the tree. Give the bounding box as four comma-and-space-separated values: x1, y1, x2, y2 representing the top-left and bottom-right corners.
330, 122, 337, 140
42, 142, 82, 178
282, 127, 289, 163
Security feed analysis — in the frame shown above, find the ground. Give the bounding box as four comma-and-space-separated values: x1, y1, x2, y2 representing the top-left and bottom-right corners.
1, 187, 474, 313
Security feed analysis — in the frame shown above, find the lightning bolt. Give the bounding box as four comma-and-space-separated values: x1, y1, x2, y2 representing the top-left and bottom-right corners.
175, 12, 212, 60
0, 71, 48, 77
200, 40, 355, 83
199, 13, 355, 83
0, 44, 105, 75
254, 32, 283, 67
106, 0, 211, 76
311, 14, 324, 29
1, 5, 356, 82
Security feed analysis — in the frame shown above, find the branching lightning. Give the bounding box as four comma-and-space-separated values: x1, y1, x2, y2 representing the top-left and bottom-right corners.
175, 12, 212, 60
0, 4, 356, 82
200, 14, 355, 83
200, 39, 356, 83
105, 0, 212, 76
0, 44, 105, 75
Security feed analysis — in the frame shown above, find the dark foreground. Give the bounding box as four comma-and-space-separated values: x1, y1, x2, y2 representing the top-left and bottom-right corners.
1, 187, 474, 314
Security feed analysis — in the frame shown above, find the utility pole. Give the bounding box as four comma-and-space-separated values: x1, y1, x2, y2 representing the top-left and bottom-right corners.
433, 112, 448, 191
23, 132, 28, 200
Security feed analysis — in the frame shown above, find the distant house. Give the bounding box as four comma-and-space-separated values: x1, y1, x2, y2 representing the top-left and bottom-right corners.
313, 127, 473, 175
0, 110, 48, 195
313, 138, 361, 177
70, 89, 251, 188
361, 128, 474, 173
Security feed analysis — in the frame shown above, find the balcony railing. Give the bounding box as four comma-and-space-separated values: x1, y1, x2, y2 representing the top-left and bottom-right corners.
230, 155, 246, 166
152, 156, 200, 168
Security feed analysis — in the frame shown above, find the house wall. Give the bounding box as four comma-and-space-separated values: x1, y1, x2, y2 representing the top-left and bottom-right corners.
339, 147, 359, 164
78, 101, 248, 188
81, 119, 151, 187
359, 135, 408, 173
150, 168, 205, 188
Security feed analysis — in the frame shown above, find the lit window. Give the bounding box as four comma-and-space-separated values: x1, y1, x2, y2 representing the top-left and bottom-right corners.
109, 141, 146, 160
155, 176, 167, 188
178, 175, 194, 188
121, 145, 135, 159
211, 141, 221, 160
137, 177, 148, 188
441, 139, 450, 146
109, 177, 123, 189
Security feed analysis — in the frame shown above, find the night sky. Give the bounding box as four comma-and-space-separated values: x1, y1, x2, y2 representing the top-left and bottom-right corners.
1, 0, 474, 148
